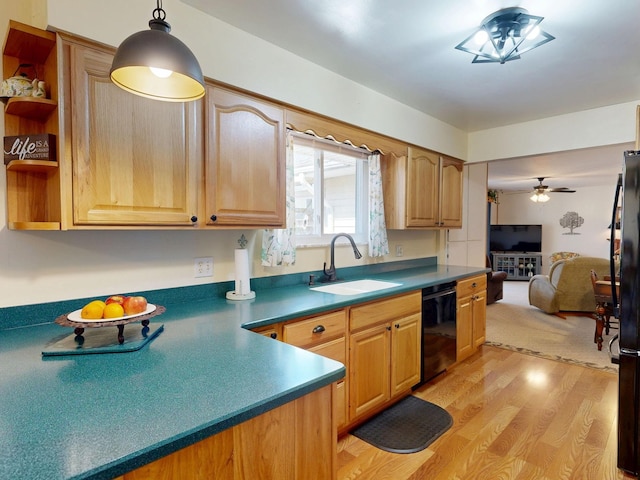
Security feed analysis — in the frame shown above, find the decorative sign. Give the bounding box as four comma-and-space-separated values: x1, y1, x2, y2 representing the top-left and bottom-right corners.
4, 134, 56, 164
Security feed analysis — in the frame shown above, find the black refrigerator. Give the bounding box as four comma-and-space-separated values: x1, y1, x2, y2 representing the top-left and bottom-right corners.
617, 150, 640, 476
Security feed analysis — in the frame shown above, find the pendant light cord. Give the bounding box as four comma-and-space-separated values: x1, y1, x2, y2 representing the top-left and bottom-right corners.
153, 0, 167, 21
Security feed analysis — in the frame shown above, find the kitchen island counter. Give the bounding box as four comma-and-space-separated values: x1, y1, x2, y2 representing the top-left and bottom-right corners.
0, 261, 486, 479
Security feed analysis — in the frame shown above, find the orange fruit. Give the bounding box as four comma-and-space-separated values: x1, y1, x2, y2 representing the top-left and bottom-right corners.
80, 300, 106, 319
102, 302, 125, 319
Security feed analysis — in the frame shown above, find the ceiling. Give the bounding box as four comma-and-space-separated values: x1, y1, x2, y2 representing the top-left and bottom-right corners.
181, 0, 640, 190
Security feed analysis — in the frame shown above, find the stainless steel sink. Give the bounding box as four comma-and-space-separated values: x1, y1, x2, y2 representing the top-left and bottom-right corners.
310, 279, 401, 295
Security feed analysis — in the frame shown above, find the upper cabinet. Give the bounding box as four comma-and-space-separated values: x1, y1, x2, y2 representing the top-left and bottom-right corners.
61, 35, 202, 228
382, 146, 464, 229
3, 21, 60, 230
205, 85, 285, 227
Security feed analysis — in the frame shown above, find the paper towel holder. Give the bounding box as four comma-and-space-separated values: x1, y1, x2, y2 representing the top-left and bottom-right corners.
226, 235, 256, 301
226, 290, 256, 301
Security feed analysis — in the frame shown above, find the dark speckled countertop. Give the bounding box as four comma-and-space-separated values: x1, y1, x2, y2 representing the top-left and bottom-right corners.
0, 259, 487, 479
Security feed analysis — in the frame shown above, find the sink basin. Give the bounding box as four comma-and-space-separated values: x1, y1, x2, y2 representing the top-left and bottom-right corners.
310, 279, 401, 295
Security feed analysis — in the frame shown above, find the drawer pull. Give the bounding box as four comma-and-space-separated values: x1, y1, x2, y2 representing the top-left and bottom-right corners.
312, 325, 326, 334
471, 282, 477, 288
270, 333, 278, 339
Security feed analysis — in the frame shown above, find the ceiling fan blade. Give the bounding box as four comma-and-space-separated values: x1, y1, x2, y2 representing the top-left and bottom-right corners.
549, 187, 576, 193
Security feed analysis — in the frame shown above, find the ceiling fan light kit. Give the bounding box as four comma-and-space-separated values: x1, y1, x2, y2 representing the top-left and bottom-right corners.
529, 177, 575, 202
455, 7, 555, 64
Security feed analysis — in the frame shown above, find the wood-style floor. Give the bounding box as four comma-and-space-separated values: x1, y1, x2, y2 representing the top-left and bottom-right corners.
337, 345, 636, 480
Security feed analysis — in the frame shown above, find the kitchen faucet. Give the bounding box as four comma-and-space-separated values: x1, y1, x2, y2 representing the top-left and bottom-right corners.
323, 233, 362, 282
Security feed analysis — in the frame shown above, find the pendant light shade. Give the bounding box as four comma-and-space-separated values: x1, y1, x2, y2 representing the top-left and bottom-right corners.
110, 1, 205, 102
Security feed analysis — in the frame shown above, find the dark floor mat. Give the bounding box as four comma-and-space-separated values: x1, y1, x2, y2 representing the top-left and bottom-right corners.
351, 395, 453, 454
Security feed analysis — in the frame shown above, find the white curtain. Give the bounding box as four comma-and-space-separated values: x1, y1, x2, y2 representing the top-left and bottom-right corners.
261, 133, 296, 266
368, 153, 389, 257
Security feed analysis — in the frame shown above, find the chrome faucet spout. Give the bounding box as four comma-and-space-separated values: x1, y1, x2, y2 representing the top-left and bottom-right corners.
323, 233, 363, 282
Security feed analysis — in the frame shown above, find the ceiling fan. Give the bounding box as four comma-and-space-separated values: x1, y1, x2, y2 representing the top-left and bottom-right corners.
530, 177, 575, 202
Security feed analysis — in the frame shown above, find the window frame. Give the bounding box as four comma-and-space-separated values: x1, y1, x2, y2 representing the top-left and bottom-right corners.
291, 132, 370, 247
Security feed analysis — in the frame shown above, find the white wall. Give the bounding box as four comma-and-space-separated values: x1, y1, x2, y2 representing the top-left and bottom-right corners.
491, 184, 617, 274
468, 102, 639, 162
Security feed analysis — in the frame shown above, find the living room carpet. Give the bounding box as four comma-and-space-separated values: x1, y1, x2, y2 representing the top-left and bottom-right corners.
351, 395, 453, 454
486, 281, 618, 373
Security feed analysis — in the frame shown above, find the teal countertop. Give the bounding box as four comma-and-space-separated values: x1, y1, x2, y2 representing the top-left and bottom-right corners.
0, 260, 487, 479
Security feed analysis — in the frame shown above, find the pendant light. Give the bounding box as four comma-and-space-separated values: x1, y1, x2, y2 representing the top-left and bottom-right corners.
110, 0, 205, 102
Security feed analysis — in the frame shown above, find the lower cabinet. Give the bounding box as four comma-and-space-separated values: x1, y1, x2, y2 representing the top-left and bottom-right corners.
456, 274, 487, 362
348, 292, 422, 422
281, 310, 348, 431
114, 384, 335, 480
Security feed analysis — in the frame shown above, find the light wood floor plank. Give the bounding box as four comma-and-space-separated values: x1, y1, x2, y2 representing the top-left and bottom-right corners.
337, 346, 636, 480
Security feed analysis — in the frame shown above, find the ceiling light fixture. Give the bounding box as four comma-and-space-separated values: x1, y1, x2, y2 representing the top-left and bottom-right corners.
530, 191, 550, 203
110, 0, 205, 102
455, 7, 555, 64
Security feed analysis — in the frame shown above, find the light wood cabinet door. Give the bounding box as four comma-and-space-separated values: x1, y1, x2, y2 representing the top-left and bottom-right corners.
66, 39, 201, 227
390, 312, 421, 396
406, 147, 439, 227
456, 295, 474, 362
439, 156, 464, 228
205, 86, 285, 227
472, 290, 487, 348
349, 323, 390, 420
456, 274, 487, 362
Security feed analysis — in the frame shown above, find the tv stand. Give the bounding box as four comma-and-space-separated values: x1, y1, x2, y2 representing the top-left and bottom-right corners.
492, 253, 542, 281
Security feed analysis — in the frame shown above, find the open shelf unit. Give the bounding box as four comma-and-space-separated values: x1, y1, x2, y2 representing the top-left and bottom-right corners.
3, 20, 61, 230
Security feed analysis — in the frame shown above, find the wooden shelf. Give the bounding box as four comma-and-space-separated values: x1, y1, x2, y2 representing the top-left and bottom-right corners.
4, 96, 57, 120
6, 159, 58, 172
8, 221, 60, 231
3, 20, 56, 64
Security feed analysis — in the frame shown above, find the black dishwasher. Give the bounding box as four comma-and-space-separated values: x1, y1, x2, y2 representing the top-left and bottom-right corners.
420, 281, 457, 384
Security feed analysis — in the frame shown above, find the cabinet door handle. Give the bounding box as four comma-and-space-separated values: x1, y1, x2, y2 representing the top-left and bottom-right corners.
270, 332, 278, 339
210, 214, 217, 222
395, 323, 400, 329
190, 215, 198, 223
312, 325, 325, 334
387, 326, 392, 331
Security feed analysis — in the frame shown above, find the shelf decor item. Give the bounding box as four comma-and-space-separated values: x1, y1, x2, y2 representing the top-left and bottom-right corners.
4, 133, 56, 164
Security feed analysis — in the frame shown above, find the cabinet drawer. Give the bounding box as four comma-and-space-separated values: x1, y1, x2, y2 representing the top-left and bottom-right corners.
457, 275, 487, 298
308, 336, 346, 365
283, 310, 346, 348
350, 292, 421, 332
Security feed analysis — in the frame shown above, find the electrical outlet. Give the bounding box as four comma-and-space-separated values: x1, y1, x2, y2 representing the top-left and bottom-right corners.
395, 245, 403, 257
194, 257, 213, 278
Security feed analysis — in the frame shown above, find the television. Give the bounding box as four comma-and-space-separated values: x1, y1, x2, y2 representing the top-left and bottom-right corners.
489, 224, 542, 253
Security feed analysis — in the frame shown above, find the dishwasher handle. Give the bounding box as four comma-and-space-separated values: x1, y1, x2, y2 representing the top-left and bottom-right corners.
422, 287, 456, 302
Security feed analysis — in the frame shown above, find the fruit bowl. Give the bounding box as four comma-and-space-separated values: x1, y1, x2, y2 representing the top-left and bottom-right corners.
55, 304, 165, 345
67, 304, 156, 323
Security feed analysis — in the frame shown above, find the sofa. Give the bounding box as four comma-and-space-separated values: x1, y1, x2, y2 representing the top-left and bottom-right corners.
528, 256, 610, 314
486, 256, 508, 305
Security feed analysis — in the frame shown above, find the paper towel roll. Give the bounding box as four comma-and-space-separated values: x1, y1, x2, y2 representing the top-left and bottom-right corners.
234, 249, 251, 295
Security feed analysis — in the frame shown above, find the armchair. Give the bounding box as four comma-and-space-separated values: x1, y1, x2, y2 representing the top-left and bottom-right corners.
528, 256, 609, 314
486, 256, 508, 305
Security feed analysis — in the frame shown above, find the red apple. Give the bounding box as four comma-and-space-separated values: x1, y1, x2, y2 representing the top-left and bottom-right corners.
122, 296, 148, 315
106, 294, 127, 305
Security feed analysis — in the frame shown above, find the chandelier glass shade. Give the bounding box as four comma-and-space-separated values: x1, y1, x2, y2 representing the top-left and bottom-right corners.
455, 7, 555, 64
110, 0, 205, 102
